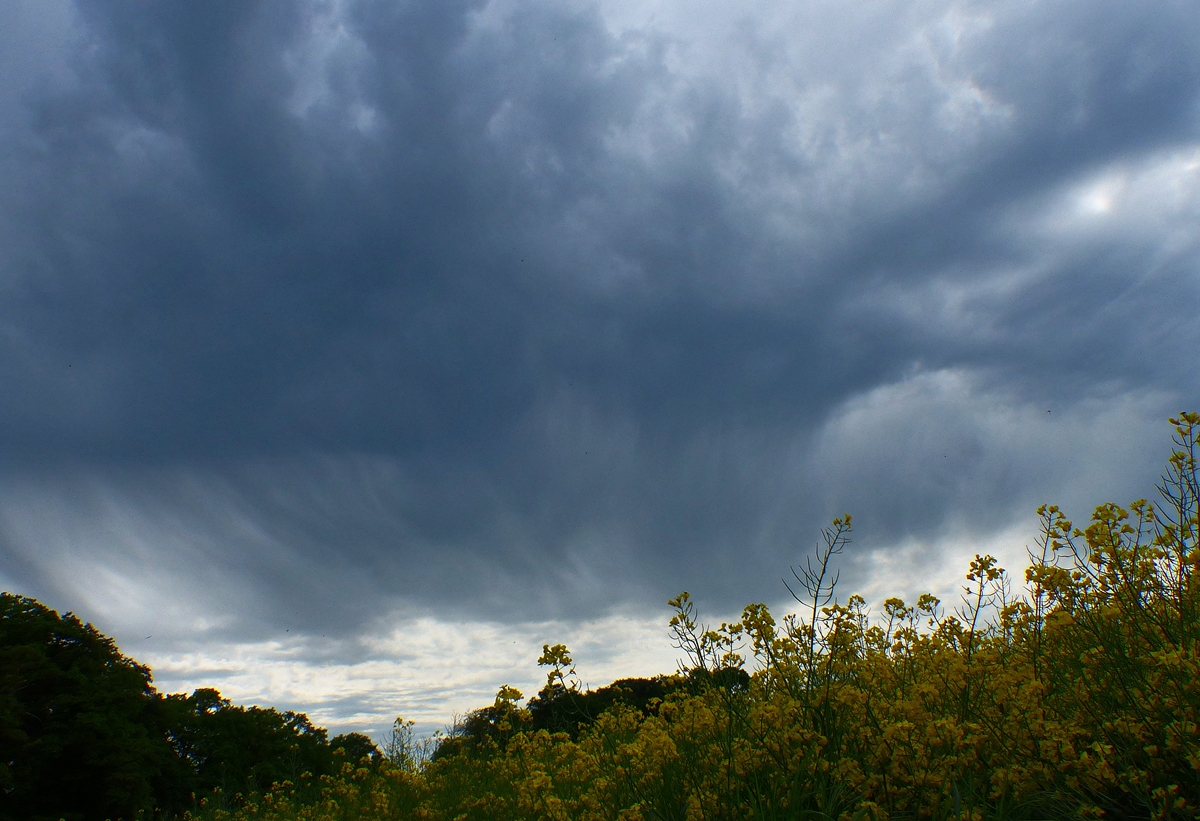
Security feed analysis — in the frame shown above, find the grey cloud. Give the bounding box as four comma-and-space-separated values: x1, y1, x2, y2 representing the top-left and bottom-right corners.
1, 0, 1198, 650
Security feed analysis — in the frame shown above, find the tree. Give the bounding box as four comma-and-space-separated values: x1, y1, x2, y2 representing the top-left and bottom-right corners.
331, 731, 382, 766
0, 594, 174, 821
160, 687, 336, 798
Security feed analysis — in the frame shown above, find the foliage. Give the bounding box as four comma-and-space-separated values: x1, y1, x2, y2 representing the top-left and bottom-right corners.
0, 598, 379, 819
0, 594, 176, 821
160, 687, 352, 802
521, 643, 696, 741
527, 675, 687, 739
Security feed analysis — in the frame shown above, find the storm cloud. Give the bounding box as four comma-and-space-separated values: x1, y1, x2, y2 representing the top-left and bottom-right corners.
2, 0, 1199, 730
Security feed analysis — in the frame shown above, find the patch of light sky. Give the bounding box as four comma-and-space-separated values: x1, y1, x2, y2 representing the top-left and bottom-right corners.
804, 369, 1172, 532
134, 609, 681, 739
284, 0, 380, 134
1030, 144, 1200, 244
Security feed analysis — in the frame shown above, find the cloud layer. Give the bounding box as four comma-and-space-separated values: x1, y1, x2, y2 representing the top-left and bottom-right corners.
2, 0, 1198, 730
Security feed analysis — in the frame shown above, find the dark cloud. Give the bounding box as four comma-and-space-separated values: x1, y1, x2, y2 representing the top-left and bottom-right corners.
1, 0, 1199, 652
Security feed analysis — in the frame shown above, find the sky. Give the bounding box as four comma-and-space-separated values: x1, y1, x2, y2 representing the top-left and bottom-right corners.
1, 0, 1199, 739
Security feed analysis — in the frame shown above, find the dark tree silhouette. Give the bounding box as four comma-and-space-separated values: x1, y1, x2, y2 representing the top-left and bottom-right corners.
0, 594, 175, 821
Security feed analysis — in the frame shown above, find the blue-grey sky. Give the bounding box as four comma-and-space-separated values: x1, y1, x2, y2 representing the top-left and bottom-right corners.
2, 0, 1198, 735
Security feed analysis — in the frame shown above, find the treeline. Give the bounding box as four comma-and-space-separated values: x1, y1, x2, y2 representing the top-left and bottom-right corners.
0, 589, 714, 820
5, 413, 1200, 820
0, 594, 377, 820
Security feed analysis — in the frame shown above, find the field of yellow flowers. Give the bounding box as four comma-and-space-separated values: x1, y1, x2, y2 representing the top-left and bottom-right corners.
188, 413, 1200, 821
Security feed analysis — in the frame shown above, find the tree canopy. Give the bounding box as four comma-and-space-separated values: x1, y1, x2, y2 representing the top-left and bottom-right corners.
0, 595, 378, 820
0, 595, 171, 820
